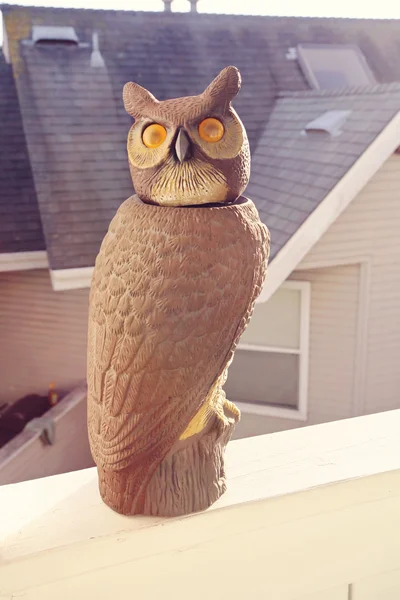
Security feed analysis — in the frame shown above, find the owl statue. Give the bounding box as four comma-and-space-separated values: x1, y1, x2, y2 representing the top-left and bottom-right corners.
87, 66, 270, 517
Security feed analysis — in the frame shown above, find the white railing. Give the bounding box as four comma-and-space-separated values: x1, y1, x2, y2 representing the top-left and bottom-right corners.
0, 386, 93, 486
1, 409, 400, 600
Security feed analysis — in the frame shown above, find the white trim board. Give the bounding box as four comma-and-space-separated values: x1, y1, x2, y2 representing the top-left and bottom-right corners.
50, 266, 94, 291
236, 401, 308, 422
258, 110, 400, 303
295, 255, 372, 418
0, 251, 48, 272
3, 409, 400, 598
353, 260, 372, 417
2, 19, 10, 63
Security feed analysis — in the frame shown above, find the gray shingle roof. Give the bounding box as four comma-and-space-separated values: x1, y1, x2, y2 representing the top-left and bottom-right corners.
0, 50, 45, 254
3, 6, 400, 267
247, 84, 400, 260
2, 6, 277, 269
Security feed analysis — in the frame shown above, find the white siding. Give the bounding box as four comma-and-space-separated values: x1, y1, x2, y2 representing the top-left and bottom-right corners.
292, 265, 360, 424
0, 269, 89, 404
300, 154, 400, 416
235, 154, 400, 437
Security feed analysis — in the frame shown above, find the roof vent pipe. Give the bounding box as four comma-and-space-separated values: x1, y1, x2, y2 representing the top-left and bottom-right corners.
91, 31, 105, 68
163, 0, 173, 11
302, 110, 352, 138
189, 0, 199, 12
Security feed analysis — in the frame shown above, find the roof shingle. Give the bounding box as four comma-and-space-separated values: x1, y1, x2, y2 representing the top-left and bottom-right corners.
0, 50, 45, 254
247, 84, 400, 259
3, 6, 400, 267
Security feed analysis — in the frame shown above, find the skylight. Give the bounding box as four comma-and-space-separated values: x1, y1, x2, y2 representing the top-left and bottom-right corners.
297, 44, 375, 90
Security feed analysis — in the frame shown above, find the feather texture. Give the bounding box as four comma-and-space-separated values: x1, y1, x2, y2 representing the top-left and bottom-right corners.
87, 195, 269, 512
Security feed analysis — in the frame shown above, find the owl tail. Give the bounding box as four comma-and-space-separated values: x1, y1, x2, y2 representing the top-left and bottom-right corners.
97, 461, 152, 516
97, 400, 238, 517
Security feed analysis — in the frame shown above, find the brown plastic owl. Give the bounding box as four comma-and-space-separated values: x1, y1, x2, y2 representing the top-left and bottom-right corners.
87, 66, 270, 517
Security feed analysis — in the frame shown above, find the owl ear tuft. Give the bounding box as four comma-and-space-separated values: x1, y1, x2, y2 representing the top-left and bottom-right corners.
123, 82, 159, 119
202, 66, 242, 106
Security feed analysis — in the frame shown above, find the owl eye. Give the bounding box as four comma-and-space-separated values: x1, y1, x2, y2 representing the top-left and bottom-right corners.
198, 118, 225, 143
142, 123, 167, 148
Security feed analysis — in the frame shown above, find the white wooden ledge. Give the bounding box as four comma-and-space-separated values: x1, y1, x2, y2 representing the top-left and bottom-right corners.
1, 410, 400, 600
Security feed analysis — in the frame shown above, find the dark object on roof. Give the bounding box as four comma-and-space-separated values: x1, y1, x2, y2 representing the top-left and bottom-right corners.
0, 51, 45, 254
0, 393, 49, 448
3, 6, 400, 269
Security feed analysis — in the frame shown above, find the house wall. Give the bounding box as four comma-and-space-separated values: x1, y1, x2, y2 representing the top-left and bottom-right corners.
3, 154, 400, 442
235, 154, 400, 438
300, 154, 400, 416
234, 264, 360, 438
0, 269, 89, 404
290, 265, 360, 422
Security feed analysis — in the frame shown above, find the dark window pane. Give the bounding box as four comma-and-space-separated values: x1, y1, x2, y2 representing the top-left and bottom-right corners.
225, 350, 299, 408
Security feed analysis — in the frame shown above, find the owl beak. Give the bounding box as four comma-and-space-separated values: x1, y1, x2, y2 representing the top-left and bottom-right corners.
175, 129, 191, 163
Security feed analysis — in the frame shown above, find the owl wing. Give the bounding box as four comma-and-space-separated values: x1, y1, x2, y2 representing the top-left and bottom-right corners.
87, 197, 269, 488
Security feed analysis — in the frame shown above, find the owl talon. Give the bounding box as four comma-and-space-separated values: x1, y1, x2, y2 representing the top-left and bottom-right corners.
223, 398, 241, 422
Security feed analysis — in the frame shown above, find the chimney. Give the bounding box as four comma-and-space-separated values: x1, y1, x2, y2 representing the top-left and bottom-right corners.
163, 0, 173, 11
189, 0, 198, 12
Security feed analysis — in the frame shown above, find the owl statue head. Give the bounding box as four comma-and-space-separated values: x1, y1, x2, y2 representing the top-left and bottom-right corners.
123, 66, 250, 207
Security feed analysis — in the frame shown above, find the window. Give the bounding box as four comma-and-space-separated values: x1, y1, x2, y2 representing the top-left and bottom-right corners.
297, 44, 375, 90
224, 281, 310, 420
31, 26, 79, 46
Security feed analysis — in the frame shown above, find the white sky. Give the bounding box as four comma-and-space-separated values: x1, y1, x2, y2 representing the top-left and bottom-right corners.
1, 0, 400, 45
2, 0, 400, 18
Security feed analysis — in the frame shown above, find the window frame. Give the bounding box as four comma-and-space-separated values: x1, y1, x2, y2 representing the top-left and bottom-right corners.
296, 43, 375, 91
235, 280, 311, 421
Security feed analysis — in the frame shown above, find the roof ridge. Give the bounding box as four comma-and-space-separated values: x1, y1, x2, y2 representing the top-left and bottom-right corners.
2, 4, 400, 22
280, 82, 400, 98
